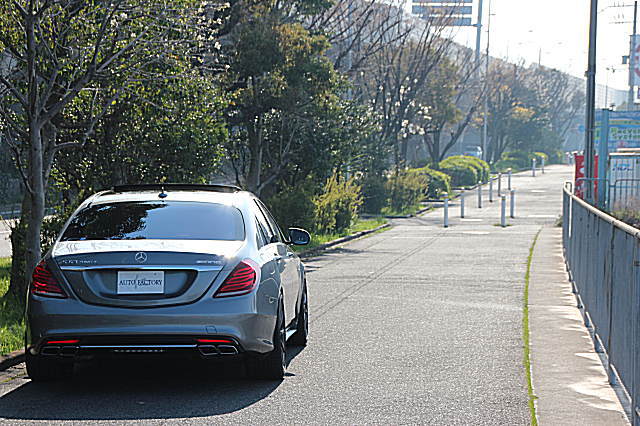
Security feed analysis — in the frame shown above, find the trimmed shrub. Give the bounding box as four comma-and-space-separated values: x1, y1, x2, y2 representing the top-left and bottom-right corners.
410, 167, 452, 199
494, 150, 552, 172
386, 171, 429, 213
360, 174, 389, 215
493, 151, 531, 172
464, 156, 490, 182
439, 157, 478, 188
533, 151, 548, 162
314, 174, 363, 234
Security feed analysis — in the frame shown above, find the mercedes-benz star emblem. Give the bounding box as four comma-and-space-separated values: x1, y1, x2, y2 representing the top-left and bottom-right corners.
135, 252, 147, 263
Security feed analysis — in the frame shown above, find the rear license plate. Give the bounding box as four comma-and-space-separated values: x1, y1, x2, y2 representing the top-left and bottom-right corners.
117, 271, 164, 294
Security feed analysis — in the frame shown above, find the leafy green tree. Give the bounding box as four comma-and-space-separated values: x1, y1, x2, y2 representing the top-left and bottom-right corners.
224, 1, 352, 195
0, 0, 226, 297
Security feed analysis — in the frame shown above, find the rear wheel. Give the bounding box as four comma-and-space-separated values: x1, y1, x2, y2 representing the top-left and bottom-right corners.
290, 283, 308, 346
246, 299, 286, 380
26, 351, 74, 382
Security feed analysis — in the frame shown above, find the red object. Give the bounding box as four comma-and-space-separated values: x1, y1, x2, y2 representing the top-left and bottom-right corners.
214, 261, 258, 297
574, 153, 598, 200
196, 338, 234, 344
46, 339, 79, 344
31, 261, 67, 298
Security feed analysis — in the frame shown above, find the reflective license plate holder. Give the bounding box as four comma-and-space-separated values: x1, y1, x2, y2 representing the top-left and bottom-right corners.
117, 271, 165, 294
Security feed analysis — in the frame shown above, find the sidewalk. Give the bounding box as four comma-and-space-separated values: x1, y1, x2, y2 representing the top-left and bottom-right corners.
530, 227, 628, 425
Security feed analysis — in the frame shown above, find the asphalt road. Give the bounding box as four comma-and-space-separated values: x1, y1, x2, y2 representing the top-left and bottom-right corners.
0, 165, 573, 424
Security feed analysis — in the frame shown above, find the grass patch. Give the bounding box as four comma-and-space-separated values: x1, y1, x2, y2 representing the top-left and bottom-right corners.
381, 204, 422, 217
293, 217, 388, 252
523, 230, 541, 426
0, 257, 24, 356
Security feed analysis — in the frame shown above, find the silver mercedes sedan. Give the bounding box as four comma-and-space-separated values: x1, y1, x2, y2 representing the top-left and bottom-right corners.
25, 184, 310, 381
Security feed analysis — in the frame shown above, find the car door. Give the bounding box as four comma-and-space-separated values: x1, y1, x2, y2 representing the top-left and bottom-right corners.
254, 200, 299, 326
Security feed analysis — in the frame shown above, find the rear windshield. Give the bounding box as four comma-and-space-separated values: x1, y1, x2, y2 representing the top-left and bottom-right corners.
60, 201, 245, 241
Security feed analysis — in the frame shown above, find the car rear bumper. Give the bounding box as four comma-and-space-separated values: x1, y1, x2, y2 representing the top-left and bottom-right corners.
26, 294, 278, 357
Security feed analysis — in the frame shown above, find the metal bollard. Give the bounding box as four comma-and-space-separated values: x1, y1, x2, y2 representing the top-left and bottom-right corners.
460, 191, 465, 218
489, 178, 494, 203
477, 181, 482, 209
532, 158, 537, 177
541, 157, 545, 174
444, 195, 449, 228
500, 195, 507, 227
510, 189, 515, 218
507, 169, 512, 190
497, 173, 502, 197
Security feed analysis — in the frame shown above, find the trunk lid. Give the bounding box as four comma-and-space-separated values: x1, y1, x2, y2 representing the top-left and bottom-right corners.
52, 240, 242, 308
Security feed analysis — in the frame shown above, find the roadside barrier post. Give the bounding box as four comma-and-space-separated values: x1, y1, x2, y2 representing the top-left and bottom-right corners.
541, 157, 545, 174
532, 158, 537, 177
500, 195, 507, 227
444, 194, 449, 228
507, 168, 512, 190
489, 178, 494, 203
477, 182, 482, 209
460, 191, 465, 218
510, 189, 515, 218
497, 173, 502, 197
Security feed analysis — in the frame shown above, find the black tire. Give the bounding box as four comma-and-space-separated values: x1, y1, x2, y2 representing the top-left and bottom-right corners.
25, 351, 74, 382
246, 299, 286, 380
289, 283, 308, 347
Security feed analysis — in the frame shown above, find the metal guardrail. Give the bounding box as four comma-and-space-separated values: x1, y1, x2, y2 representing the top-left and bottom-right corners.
563, 183, 640, 425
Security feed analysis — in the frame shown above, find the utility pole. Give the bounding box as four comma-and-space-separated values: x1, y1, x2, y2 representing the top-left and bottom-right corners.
475, 0, 485, 159
482, 0, 492, 162
475, 0, 484, 70
628, 1, 638, 109
584, 0, 599, 200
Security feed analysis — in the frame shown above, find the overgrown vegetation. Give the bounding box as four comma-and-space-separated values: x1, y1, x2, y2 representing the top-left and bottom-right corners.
293, 217, 388, 253
0, 257, 23, 356
611, 206, 640, 229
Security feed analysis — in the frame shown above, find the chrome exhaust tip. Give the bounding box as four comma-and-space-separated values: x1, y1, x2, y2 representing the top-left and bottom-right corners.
197, 345, 219, 356
217, 345, 238, 355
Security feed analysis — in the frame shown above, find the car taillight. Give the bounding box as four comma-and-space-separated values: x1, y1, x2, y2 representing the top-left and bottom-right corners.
31, 261, 67, 298
214, 261, 258, 298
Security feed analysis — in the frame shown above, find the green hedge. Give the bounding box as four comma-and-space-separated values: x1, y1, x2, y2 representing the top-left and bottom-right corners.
438, 156, 489, 188
360, 174, 388, 215
493, 150, 549, 172
386, 171, 429, 213
267, 184, 316, 231
464, 156, 490, 182
409, 167, 452, 199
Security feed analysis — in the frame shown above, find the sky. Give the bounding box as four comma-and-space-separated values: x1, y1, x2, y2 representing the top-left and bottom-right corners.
407, 0, 636, 91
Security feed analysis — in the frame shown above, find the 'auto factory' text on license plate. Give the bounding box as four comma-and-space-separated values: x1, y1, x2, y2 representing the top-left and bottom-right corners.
117, 271, 164, 294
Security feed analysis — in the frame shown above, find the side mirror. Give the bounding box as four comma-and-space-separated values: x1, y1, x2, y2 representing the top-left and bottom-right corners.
288, 228, 310, 246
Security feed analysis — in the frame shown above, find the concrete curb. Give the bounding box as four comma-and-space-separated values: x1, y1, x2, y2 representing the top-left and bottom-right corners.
0, 349, 24, 372
298, 223, 391, 260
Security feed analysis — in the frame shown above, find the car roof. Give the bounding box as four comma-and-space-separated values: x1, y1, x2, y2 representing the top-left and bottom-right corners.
87, 189, 256, 208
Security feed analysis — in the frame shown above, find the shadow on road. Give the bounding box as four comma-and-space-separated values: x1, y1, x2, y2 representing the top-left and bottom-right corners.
0, 347, 305, 421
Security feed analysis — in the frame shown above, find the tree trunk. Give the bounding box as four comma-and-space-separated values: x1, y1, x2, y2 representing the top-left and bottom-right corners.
246, 117, 263, 195
24, 121, 46, 296
400, 137, 408, 168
